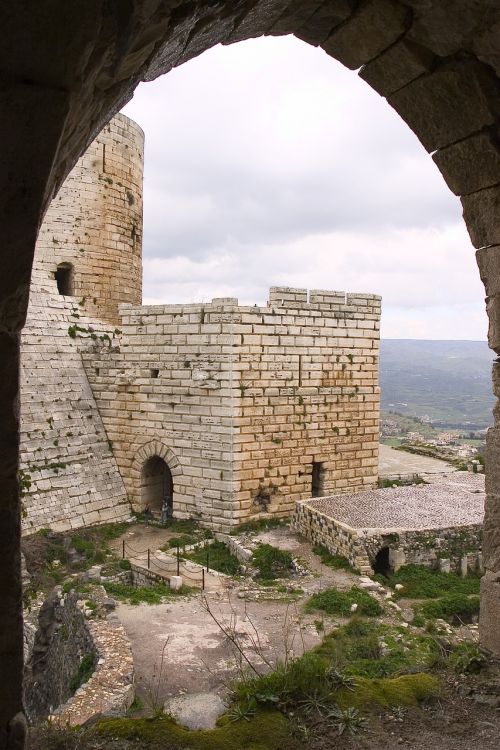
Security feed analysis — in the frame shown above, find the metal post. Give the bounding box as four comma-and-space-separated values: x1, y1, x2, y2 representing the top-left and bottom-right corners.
202, 568, 205, 591
147, 548, 150, 570
176, 546, 180, 576
122, 539, 125, 559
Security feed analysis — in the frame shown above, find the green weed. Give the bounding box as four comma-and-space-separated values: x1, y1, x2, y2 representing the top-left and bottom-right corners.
312, 545, 357, 573
183, 541, 240, 576
251, 544, 293, 580
305, 586, 383, 617
377, 564, 481, 599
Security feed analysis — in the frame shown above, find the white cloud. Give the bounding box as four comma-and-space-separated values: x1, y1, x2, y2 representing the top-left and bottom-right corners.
122, 35, 487, 340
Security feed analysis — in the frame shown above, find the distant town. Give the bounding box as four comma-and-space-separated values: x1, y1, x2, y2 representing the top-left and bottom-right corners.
381, 410, 486, 471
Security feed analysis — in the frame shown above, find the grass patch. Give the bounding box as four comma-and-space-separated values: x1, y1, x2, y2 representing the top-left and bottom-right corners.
315, 619, 439, 679
234, 517, 287, 535
416, 593, 480, 623
305, 587, 383, 617
312, 545, 357, 573
69, 653, 95, 693
98, 709, 301, 750
234, 619, 439, 715
103, 581, 192, 605
184, 541, 240, 575
165, 534, 199, 549
377, 564, 481, 599
251, 544, 293, 580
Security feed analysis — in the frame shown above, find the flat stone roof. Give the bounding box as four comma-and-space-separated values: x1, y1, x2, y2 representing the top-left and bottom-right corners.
378, 443, 452, 477
304, 472, 485, 533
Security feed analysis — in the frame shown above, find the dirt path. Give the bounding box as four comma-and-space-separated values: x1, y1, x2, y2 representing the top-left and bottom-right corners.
113, 526, 360, 708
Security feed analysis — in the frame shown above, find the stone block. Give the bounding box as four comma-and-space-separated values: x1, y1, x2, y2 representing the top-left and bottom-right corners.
434, 129, 500, 196
360, 38, 435, 97
294, 0, 356, 45
480, 571, 500, 657
485, 296, 500, 354
322, 0, 410, 70
462, 186, 500, 249
483, 492, 500, 571
169, 576, 183, 591
389, 59, 500, 153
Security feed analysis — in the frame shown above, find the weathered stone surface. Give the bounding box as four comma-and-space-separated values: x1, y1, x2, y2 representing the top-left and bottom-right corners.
360, 38, 435, 96
405, 0, 500, 58
462, 186, 500, 250
224, 0, 292, 44
294, 0, 356, 45
269, 0, 324, 36
389, 59, 500, 152
433, 130, 500, 196
477, 246, 500, 298
322, 0, 410, 70
483, 494, 500, 570
480, 571, 500, 654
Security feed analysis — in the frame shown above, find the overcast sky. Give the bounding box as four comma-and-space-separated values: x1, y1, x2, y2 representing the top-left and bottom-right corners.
122, 35, 487, 341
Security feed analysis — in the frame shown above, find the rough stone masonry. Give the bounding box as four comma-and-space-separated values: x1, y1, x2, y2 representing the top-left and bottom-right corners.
20, 114, 381, 534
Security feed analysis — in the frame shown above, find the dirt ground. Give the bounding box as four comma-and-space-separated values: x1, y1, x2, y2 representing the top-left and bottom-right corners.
115, 525, 357, 706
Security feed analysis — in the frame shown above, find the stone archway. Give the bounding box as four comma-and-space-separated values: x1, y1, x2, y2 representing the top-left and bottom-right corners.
2, 2, 500, 745
131, 440, 181, 514
141, 456, 174, 513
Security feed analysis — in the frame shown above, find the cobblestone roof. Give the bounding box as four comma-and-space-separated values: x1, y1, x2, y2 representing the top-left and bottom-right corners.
305, 472, 485, 532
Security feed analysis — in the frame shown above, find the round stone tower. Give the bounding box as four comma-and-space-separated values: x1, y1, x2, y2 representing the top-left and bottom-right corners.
34, 113, 144, 324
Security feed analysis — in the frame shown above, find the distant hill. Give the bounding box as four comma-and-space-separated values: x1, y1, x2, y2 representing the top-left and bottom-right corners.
380, 339, 495, 428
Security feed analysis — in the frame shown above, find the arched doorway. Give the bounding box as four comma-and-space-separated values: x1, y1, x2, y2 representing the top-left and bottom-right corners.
54, 262, 74, 296
140, 455, 173, 513
373, 547, 391, 577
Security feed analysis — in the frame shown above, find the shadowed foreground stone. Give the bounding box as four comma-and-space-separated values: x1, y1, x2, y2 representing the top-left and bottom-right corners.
2, 1, 500, 746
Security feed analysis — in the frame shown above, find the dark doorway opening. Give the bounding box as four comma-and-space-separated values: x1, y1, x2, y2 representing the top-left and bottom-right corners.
141, 456, 173, 512
373, 547, 391, 576
311, 462, 325, 498
55, 262, 74, 296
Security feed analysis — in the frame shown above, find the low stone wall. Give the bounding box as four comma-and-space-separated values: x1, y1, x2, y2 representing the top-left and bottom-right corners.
24, 586, 134, 726
292, 500, 371, 572
293, 499, 483, 575
360, 525, 483, 573
215, 532, 252, 563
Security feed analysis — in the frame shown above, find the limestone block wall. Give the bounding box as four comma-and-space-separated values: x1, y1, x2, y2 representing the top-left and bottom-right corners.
33, 113, 144, 325
20, 267, 131, 533
82, 299, 240, 528
233, 287, 380, 519
82, 288, 380, 530
292, 500, 372, 573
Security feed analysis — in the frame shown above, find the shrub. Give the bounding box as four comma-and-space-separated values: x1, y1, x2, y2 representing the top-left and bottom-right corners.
119, 558, 132, 570
252, 544, 293, 580
305, 586, 383, 617
417, 594, 480, 623
378, 564, 480, 599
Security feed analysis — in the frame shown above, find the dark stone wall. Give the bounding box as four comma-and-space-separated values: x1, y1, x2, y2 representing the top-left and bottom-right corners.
1, 1, 500, 745
23, 590, 96, 724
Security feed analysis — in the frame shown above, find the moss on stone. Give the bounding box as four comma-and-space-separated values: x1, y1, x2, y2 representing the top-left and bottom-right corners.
339, 673, 440, 709
97, 709, 301, 749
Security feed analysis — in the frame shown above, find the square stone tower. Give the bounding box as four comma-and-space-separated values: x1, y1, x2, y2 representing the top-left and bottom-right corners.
82, 287, 381, 530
